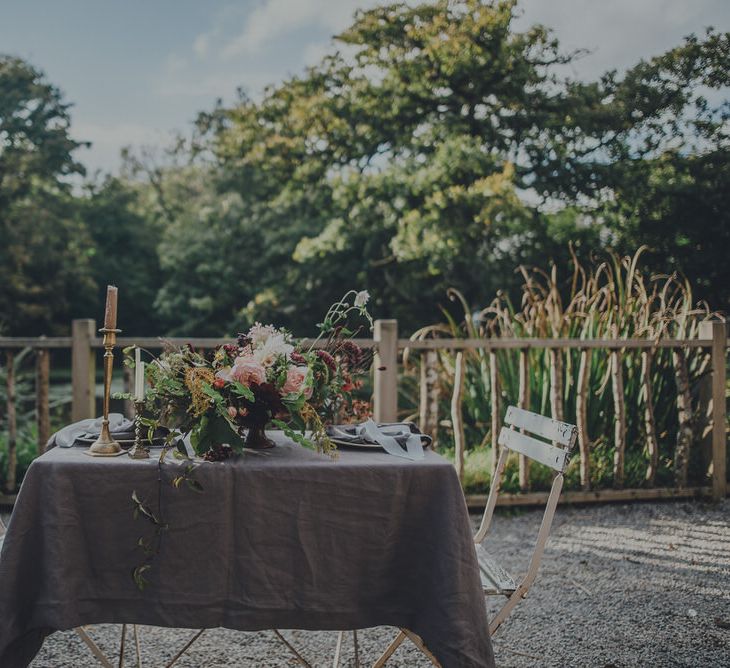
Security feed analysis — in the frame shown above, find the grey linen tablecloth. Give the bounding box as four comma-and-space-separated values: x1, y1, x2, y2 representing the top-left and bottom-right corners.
0, 434, 494, 667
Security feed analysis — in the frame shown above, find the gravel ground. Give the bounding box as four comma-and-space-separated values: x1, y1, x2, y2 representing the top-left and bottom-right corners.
25, 499, 730, 668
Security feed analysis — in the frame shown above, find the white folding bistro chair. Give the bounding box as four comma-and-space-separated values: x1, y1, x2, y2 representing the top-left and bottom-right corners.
370, 405, 577, 667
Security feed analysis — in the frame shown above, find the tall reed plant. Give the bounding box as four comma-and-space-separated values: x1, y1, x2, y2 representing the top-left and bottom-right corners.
406, 248, 718, 493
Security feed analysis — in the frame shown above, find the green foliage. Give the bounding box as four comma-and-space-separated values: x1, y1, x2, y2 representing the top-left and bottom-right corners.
190, 413, 246, 455
195, 0, 613, 332
0, 425, 38, 490
142, 1, 726, 336
606, 150, 730, 313
80, 177, 166, 335
0, 348, 69, 490
3, 4, 729, 339
0, 56, 95, 335
410, 249, 716, 491
0, 55, 84, 189
1, 5, 729, 495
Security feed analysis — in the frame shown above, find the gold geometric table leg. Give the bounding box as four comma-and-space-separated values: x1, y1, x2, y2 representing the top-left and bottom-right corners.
74, 626, 114, 668
352, 629, 360, 668
133, 625, 142, 668
332, 631, 344, 667
271, 630, 313, 667
118, 623, 126, 668
164, 629, 206, 668
75, 625, 207, 668
373, 628, 441, 668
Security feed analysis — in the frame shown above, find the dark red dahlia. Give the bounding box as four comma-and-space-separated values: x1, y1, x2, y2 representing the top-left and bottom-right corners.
339, 340, 363, 369
316, 350, 337, 373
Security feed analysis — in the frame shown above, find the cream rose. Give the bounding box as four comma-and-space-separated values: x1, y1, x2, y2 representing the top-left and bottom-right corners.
282, 365, 311, 397
253, 333, 294, 367
231, 355, 267, 386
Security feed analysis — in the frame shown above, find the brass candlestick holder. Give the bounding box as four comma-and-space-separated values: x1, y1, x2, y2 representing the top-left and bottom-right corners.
88, 326, 123, 456
128, 400, 150, 459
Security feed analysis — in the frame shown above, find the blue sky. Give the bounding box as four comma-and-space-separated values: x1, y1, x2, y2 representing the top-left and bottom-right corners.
1, 0, 728, 175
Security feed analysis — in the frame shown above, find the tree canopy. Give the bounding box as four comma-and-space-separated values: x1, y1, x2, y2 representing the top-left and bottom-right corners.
0, 55, 94, 335
1, 1, 728, 336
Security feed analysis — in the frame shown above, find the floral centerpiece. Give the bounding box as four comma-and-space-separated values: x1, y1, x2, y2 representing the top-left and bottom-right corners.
138, 291, 373, 458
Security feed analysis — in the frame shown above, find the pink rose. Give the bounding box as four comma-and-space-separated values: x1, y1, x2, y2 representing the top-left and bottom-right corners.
231, 355, 267, 386
282, 366, 311, 398
227, 406, 238, 419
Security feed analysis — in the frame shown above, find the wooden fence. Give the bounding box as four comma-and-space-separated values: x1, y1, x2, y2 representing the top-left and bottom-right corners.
0, 318, 727, 505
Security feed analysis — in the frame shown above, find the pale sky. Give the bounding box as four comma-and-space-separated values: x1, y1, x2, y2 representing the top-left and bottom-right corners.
1, 0, 727, 175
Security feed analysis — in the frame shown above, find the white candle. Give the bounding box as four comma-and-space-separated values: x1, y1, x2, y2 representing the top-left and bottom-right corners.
134, 347, 145, 401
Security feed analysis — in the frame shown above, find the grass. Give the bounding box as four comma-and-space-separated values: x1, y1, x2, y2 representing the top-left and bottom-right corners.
441, 446, 554, 495
440, 440, 685, 495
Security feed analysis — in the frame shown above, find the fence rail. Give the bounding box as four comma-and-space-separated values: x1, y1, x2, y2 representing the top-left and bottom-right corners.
0, 337, 718, 350
1, 318, 727, 503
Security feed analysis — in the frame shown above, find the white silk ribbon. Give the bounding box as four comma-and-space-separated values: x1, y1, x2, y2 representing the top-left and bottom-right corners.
331, 419, 425, 461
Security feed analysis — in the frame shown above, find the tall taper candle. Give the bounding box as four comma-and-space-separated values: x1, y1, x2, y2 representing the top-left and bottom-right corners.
103, 285, 118, 330
134, 347, 145, 401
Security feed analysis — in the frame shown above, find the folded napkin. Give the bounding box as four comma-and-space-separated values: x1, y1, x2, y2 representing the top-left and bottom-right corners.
50, 413, 135, 448
326, 419, 429, 460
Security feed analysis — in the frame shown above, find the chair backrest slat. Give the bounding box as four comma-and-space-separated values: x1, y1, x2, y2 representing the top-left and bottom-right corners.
498, 427, 569, 472
504, 405, 576, 447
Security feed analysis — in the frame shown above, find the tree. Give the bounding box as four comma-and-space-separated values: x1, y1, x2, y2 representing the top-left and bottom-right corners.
0, 56, 95, 335
595, 30, 730, 311
195, 0, 611, 332
80, 177, 166, 335
68, 0, 729, 337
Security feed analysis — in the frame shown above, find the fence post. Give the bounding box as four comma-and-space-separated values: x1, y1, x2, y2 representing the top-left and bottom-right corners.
419, 350, 439, 442
72, 319, 96, 421
36, 345, 50, 455
700, 321, 727, 501
576, 348, 591, 491
373, 319, 398, 423
451, 351, 466, 484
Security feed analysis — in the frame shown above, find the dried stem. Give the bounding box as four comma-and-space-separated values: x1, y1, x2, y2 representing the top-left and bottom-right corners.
672, 348, 693, 488
518, 348, 530, 492
611, 347, 626, 488
641, 350, 659, 486
451, 351, 466, 484
490, 350, 501, 478
576, 348, 591, 491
